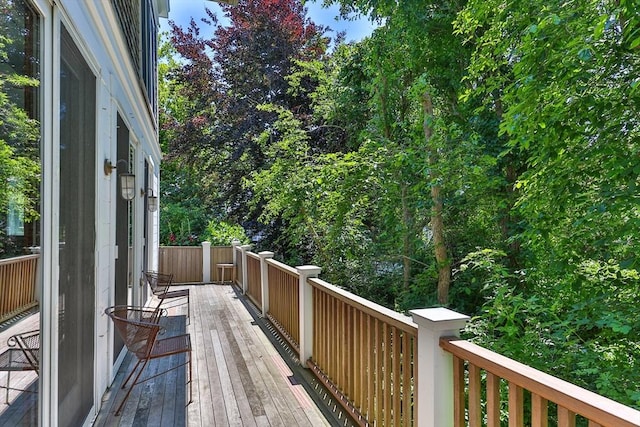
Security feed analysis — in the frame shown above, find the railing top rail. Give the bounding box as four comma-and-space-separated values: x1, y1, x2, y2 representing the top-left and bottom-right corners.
159, 246, 201, 250
308, 277, 417, 334
265, 258, 298, 276
441, 337, 640, 427
247, 251, 260, 260
0, 254, 40, 265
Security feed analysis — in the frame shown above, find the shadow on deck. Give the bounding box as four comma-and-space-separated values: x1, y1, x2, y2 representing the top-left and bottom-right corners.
0, 307, 39, 426
0, 285, 354, 426
96, 284, 351, 427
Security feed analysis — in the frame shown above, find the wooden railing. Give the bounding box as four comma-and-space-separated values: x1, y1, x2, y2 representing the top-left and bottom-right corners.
0, 254, 39, 322
441, 338, 640, 427
231, 249, 640, 427
266, 260, 299, 349
309, 277, 416, 427
245, 253, 261, 309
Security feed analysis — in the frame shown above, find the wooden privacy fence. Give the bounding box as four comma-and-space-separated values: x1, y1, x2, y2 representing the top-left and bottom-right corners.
232, 248, 640, 427
159, 246, 202, 282
159, 245, 234, 283
0, 254, 39, 322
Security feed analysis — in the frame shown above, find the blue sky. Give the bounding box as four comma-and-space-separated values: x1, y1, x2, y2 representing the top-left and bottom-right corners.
159, 0, 377, 43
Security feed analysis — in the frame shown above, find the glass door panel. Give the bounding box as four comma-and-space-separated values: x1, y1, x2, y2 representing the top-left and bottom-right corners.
58, 24, 95, 427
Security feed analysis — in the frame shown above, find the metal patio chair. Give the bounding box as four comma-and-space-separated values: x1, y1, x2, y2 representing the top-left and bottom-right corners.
105, 305, 192, 416
0, 329, 39, 404
144, 271, 190, 320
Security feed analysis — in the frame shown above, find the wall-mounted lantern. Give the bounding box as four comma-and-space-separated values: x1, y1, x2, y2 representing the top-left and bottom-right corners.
141, 187, 158, 212
104, 159, 136, 201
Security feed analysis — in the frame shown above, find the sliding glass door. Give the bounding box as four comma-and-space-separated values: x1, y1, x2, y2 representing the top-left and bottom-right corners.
58, 24, 95, 427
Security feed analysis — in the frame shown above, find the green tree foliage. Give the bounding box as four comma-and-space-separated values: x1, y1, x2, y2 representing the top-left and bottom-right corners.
454, 0, 640, 407
201, 221, 249, 246
163, 0, 328, 241
161, 0, 640, 408
0, 8, 40, 258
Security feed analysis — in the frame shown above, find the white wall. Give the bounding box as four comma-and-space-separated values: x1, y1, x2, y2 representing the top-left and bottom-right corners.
42, 1, 162, 424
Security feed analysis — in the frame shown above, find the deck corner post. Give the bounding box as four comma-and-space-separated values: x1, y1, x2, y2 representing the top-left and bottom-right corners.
231, 238, 241, 265
258, 251, 274, 317
296, 265, 321, 365
410, 308, 470, 427
240, 245, 252, 294
202, 241, 211, 283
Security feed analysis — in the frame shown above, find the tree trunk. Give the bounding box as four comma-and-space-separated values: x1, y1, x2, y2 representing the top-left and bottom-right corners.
402, 184, 412, 291
423, 91, 451, 305
495, 96, 522, 270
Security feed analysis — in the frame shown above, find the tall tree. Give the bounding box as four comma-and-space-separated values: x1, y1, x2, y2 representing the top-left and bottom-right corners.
165, 0, 327, 237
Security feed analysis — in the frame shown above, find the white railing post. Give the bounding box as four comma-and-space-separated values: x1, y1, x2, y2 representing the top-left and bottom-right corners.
202, 241, 211, 283
410, 307, 470, 427
296, 265, 321, 365
258, 251, 274, 317
240, 244, 252, 294
232, 238, 241, 265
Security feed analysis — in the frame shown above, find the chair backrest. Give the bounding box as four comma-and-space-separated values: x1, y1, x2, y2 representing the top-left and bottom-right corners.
8, 330, 39, 371
144, 271, 174, 296
105, 306, 163, 360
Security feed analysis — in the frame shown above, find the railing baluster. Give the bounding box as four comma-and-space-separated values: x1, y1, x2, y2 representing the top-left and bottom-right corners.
469, 363, 482, 427
453, 355, 465, 427
367, 312, 374, 420
384, 322, 392, 426
532, 393, 548, 427
402, 331, 412, 427
392, 326, 401, 427
375, 317, 383, 423
558, 406, 577, 427
509, 382, 524, 427
487, 372, 501, 427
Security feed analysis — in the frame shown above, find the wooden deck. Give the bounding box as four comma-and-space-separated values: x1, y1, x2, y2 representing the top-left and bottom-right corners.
0, 285, 344, 426
0, 308, 39, 426
95, 284, 336, 426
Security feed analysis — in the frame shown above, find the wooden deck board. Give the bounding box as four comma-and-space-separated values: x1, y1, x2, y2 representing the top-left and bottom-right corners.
0, 285, 333, 426
0, 309, 39, 426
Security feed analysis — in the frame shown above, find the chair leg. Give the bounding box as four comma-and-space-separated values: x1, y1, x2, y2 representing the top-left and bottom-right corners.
188, 350, 193, 404
115, 358, 150, 416
121, 359, 143, 390
5, 370, 10, 404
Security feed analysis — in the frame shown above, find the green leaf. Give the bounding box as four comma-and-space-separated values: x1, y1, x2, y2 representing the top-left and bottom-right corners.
577, 47, 592, 61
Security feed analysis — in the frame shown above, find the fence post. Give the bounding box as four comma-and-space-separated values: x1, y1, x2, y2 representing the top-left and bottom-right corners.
410, 307, 470, 427
232, 238, 241, 265
240, 244, 252, 294
258, 252, 274, 317
296, 265, 321, 365
202, 241, 211, 283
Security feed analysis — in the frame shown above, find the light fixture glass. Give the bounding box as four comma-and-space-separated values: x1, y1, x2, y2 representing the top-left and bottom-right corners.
147, 194, 158, 212
105, 159, 136, 201
141, 187, 159, 212
119, 173, 136, 201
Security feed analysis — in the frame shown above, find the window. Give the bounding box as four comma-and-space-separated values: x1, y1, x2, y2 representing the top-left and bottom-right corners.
0, 0, 41, 259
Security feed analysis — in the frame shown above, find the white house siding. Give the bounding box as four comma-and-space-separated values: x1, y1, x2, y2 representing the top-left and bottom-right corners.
21, 1, 162, 425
